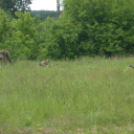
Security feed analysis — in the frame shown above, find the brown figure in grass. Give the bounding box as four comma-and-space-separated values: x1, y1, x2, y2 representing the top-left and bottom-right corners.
37, 59, 49, 67
0, 49, 13, 65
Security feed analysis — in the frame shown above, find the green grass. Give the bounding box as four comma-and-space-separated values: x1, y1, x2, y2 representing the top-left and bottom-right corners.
0, 57, 134, 133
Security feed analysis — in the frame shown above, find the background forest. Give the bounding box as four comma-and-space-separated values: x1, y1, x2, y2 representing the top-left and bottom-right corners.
31, 10, 58, 21
0, 0, 134, 60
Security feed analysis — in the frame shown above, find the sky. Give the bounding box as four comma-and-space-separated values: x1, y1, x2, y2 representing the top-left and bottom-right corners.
29, 0, 62, 11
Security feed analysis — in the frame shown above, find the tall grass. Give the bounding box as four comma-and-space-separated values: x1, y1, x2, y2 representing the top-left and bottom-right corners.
0, 57, 134, 133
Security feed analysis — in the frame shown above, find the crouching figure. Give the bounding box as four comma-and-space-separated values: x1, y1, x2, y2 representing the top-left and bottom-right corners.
0, 49, 13, 65
37, 59, 49, 67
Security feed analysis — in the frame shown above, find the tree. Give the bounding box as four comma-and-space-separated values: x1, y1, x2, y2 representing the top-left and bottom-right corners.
0, 0, 32, 16
57, 0, 60, 18
0, 9, 11, 47
10, 11, 41, 59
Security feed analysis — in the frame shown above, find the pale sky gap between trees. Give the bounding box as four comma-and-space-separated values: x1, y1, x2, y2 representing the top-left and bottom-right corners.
29, 0, 63, 11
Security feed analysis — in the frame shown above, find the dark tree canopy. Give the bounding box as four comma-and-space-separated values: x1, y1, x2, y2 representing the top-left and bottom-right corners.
0, 0, 32, 16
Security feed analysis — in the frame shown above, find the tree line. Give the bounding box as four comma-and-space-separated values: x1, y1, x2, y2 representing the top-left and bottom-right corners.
0, 0, 134, 60
31, 10, 58, 21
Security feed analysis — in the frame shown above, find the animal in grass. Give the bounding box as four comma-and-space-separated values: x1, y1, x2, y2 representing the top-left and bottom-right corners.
0, 49, 13, 64
124, 64, 134, 72
37, 59, 49, 67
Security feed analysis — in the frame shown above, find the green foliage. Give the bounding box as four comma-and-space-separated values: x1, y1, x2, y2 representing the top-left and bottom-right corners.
58, 0, 134, 57
10, 11, 42, 59
0, 9, 11, 48
38, 43, 48, 59
1, 0, 134, 59
43, 17, 82, 59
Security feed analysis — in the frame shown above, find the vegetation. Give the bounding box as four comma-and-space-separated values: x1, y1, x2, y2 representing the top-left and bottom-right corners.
0, 57, 134, 133
31, 10, 58, 21
0, 0, 32, 16
1, 0, 134, 60
1, 0, 134, 133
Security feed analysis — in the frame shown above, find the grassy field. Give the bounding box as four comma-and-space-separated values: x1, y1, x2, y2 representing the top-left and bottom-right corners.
0, 57, 134, 134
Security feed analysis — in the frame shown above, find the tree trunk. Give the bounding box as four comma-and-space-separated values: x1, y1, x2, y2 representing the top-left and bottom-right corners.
57, 0, 60, 18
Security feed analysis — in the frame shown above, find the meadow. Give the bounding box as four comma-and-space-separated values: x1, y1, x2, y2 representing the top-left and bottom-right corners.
0, 57, 134, 134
